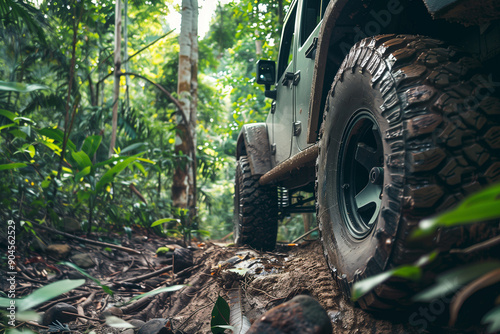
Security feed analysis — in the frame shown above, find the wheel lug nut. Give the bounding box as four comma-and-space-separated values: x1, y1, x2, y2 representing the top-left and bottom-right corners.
370, 167, 384, 185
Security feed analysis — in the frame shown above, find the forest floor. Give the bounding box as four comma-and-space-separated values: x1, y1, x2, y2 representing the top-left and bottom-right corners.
165, 240, 418, 334
2, 228, 485, 334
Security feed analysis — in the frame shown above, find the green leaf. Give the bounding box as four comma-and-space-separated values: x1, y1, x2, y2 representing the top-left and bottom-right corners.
59, 262, 113, 296
16, 117, 33, 123
194, 229, 211, 237
482, 305, 500, 333
125, 285, 185, 304
105, 316, 135, 328
6, 329, 37, 334
133, 161, 147, 176
77, 190, 92, 201
351, 251, 439, 301
352, 265, 421, 302
0, 123, 16, 131
151, 218, 180, 227
94, 155, 122, 169
96, 153, 144, 193
136, 157, 155, 164
0, 109, 17, 121
0, 279, 85, 311
413, 261, 500, 302
16, 310, 40, 322
351, 270, 395, 302
0, 81, 49, 93
120, 142, 146, 154
71, 151, 93, 171
27, 145, 35, 158
81, 135, 102, 158
156, 247, 170, 255
19, 125, 31, 137
9, 129, 27, 139
75, 166, 91, 182
413, 183, 500, 238
0, 163, 27, 171
39, 140, 61, 155
38, 128, 77, 152
211, 296, 231, 334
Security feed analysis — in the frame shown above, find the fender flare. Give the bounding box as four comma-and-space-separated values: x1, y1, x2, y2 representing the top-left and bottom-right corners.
236, 123, 273, 176
307, 0, 350, 144
306, 0, 498, 144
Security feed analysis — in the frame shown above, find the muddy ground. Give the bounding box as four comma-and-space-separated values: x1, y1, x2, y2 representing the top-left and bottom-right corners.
167, 240, 417, 334
2, 228, 485, 334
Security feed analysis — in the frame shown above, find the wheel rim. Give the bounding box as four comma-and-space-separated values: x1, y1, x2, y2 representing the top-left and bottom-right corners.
338, 111, 384, 239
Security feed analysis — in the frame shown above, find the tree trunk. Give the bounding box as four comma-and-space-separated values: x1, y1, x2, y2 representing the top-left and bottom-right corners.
255, 40, 262, 56
109, 0, 122, 157
172, 0, 197, 212
123, 0, 130, 111
189, 0, 198, 219
302, 213, 313, 240
278, 0, 283, 26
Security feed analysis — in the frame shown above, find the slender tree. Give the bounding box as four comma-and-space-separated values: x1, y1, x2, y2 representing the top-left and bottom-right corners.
123, 0, 130, 111
109, 0, 122, 156
172, 0, 198, 218
189, 0, 199, 219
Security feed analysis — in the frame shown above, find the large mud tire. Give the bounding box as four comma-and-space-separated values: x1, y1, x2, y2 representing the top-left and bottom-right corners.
234, 156, 278, 251
316, 35, 500, 310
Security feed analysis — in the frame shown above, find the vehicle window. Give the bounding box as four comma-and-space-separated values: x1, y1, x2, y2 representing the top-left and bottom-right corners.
300, 0, 322, 45
277, 4, 297, 79
288, 35, 295, 65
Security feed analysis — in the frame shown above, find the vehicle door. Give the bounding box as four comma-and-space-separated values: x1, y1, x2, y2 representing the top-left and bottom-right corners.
267, 1, 298, 165
294, 0, 327, 152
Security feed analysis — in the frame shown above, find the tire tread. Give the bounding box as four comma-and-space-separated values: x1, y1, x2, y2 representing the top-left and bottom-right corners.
317, 35, 500, 311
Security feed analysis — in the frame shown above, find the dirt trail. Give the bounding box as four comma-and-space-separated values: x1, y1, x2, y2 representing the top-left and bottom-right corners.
167, 241, 417, 333
4, 230, 437, 333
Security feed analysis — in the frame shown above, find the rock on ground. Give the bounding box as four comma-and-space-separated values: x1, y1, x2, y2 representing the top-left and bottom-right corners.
247, 295, 332, 334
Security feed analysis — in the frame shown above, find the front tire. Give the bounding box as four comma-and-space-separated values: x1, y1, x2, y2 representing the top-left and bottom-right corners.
317, 35, 500, 310
234, 156, 278, 251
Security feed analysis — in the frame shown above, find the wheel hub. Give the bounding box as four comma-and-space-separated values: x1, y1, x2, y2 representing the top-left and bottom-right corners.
338, 112, 384, 239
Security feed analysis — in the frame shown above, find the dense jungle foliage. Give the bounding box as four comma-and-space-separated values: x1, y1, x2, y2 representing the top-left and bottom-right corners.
0, 0, 290, 240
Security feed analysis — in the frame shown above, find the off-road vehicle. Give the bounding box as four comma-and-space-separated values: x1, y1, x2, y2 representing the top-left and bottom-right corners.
233, 0, 500, 310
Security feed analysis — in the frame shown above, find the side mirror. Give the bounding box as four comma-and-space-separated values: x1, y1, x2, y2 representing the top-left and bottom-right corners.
256, 60, 276, 85
256, 60, 277, 99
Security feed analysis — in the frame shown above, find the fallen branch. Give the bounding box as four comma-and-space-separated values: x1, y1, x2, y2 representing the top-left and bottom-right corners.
119, 265, 172, 284
62, 311, 103, 323
173, 262, 203, 282
25, 321, 49, 330
120, 295, 154, 314
76, 291, 97, 325
29, 221, 141, 255
37, 292, 91, 311
220, 231, 233, 242
291, 226, 319, 244
135, 296, 159, 320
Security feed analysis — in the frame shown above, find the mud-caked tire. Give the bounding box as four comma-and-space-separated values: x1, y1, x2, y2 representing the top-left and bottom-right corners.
234, 156, 278, 251
316, 35, 500, 310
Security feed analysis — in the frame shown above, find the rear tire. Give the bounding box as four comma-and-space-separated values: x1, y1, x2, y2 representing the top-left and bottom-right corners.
316, 35, 500, 310
234, 156, 278, 251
